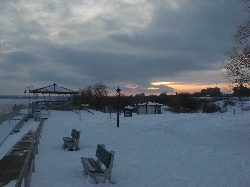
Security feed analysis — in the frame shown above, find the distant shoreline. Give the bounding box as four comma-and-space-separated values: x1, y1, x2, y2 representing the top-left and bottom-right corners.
0, 95, 70, 99
0, 95, 30, 99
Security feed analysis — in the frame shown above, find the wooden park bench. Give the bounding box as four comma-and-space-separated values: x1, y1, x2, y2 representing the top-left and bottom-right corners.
81, 144, 115, 184
63, 129, 81, 151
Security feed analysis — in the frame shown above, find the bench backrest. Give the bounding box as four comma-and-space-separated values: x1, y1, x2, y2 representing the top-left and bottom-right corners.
71, 129, 80, 140
95, 144, 112, 168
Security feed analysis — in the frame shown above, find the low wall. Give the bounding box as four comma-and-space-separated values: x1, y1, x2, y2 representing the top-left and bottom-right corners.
0, 110, 19, 125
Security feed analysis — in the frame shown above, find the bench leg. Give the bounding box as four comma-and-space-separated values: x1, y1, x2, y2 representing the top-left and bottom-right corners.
94, 176, 114, 184
65, 141, 75, 151
94, 177, 98, 184
109, 179, 116, 184
68, 145, 74, 151
81, 170, 88, 175
74, 146, 80, 151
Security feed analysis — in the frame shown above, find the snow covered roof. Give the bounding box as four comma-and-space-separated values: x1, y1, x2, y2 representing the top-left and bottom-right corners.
138, 101, 163, 106
29, 83, 79, 95
124, 105, 133, 109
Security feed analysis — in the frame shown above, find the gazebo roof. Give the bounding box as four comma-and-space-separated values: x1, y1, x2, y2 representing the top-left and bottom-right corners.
29, 83, 79, 95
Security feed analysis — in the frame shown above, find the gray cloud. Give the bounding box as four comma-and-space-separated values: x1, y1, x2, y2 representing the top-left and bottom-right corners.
0, 0, 247, 95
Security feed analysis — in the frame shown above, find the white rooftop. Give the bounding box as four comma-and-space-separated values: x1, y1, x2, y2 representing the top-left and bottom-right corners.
138, 101, 163, 106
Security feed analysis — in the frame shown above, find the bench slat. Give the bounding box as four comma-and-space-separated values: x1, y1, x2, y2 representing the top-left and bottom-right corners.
96, 144, 112, 168
63, 137, 75, 142
88, 158, 104, 173
81, 158, 95, 172
81, 157, 104, 173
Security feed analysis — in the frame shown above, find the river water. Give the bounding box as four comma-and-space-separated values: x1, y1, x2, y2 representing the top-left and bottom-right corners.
0, 99, 29, 116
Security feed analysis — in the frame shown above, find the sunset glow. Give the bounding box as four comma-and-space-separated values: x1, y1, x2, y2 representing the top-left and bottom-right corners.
151, 81, 229, 94
147, 87, 160, 90
151, 82, 185, 87
125, 83, 138, 89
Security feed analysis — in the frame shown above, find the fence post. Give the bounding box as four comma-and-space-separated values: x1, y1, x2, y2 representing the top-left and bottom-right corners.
15, 118, 44, 187
24, 168, 29, 187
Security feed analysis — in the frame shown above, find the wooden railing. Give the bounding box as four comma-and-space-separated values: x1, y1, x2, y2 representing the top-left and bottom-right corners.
0, 114, 29, 147
15, 119, 44, 187
10, 114, 28, 135
0, 110, 19, 125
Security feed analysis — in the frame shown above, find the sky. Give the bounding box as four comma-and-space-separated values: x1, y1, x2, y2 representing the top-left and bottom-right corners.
0, 0, 248, 96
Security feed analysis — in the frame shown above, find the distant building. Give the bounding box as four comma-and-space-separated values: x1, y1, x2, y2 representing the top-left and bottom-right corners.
134, 93, 145, 97
137, 101, 163, 115
159, 92, 167, 97
200, 87, 221, 97
233, 85, 250, 97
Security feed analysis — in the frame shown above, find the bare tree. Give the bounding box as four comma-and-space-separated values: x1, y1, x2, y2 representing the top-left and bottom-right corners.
93, 82, 108, 99
93, 82, 108, 110
223, 0, 250, 87
80, 86, 94, 106
76, 82, 108, 110
224, 46, 250, 86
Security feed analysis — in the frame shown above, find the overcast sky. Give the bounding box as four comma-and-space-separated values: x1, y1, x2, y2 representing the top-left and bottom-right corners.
0, 0, 247, 96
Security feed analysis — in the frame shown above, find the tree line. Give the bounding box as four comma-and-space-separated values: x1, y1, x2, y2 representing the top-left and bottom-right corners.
71, 82, 231, 114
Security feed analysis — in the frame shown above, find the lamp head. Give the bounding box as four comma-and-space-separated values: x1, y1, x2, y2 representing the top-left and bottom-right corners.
116, 86, 121, 94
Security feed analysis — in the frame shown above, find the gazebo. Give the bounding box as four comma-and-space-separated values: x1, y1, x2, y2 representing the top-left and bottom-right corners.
29, 83, 79, 110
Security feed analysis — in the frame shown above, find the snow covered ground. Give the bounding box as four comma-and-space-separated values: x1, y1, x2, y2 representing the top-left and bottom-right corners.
1, 99, 250, 187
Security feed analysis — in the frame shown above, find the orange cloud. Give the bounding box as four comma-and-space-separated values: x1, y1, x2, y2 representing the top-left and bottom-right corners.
125, 83, 138, 89
151, 81, 229, 93
147, 87, 159, 90
151, 82, 185, 87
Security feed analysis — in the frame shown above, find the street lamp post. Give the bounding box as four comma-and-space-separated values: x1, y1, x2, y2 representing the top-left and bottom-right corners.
116, 86, 121, 127
25, 86, 33, 113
